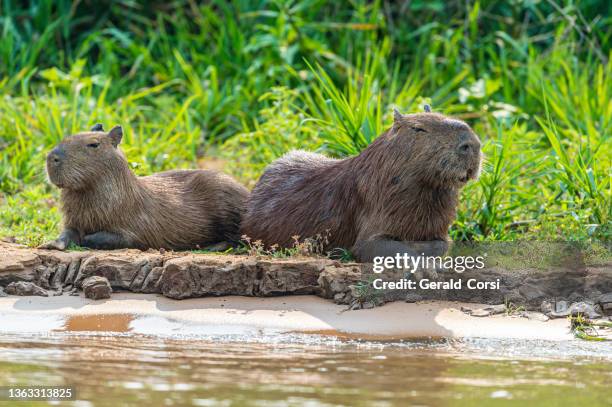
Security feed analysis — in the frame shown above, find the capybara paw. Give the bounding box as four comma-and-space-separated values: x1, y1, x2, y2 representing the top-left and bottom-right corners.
37, 239, 67, 251
81, 234, 103, 250
200, 241, 232, 252
82, 231, 125, 250
413, 266, 439, 282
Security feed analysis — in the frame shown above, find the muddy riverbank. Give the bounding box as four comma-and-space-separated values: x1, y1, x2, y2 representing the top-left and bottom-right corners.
1, 242, 610, 316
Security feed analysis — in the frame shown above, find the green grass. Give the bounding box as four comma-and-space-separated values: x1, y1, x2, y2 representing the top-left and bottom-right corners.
0, 0, 610, 247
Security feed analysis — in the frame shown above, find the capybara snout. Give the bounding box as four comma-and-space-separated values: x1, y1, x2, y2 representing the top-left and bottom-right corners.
454, 128, 482, 182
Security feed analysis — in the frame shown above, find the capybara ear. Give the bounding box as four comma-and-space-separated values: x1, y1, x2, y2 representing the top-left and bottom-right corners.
108, 125, 123, 147
393, 108, 404, 123
91, 123, 105, 132
423, 104, 432, 113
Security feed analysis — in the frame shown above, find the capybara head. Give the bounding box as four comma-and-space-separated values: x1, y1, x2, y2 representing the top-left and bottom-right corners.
46, 124, 127, 190
390, 108, 481, 188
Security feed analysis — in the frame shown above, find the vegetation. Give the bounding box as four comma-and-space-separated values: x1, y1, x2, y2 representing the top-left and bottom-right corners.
0, 0, 610, 247
570, 314, 612, 341
240, 232, 330, 258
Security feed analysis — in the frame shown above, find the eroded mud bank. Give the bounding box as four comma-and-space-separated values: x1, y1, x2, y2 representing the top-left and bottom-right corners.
0, 242, 610, 316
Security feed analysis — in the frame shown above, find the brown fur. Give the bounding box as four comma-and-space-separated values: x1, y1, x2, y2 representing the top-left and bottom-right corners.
241, 111, 481, 259
43, 125, 249, 250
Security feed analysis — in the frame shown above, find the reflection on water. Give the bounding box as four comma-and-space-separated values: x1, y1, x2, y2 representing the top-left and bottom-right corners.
63, 314, 134, 332
0, 332, 610, 407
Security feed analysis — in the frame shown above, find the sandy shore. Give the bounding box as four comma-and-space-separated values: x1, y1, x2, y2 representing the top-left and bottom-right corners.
0, 293, 574, 341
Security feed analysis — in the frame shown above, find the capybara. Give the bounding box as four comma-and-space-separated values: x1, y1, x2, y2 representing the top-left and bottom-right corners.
40, 124, 249, 251
241, 108, 482, 262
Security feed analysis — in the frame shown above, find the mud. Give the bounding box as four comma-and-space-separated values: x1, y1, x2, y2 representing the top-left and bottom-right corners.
82, 275, 112, 300
0, 242, 610, 313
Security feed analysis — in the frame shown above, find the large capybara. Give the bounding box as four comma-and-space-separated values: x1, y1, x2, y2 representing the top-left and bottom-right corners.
241, 108, 482, 262
40, 124, 249, 251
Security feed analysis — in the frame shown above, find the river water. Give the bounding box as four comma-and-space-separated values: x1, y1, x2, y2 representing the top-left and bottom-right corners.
0, 329, 610, 407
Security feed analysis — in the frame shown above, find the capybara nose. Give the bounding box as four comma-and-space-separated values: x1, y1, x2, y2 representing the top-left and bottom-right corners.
49, 147, 65, 164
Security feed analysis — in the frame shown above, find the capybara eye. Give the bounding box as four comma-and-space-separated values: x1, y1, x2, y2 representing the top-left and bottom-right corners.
87, 142, 100, 148
411, 126, 427, 133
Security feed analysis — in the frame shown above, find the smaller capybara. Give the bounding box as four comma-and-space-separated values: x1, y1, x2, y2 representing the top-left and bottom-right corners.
241, 107, 482, 262
40, 124, 249, 251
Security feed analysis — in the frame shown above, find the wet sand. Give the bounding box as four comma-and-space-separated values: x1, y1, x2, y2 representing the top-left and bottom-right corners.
0, 293, 573, 340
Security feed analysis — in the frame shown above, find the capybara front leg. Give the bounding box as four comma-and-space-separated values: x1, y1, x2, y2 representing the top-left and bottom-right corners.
352, 237, 449, 291
351, 235, 421, 263
38, 228, 81, 251
351, 236, 449, 263
81, 231, 130, 250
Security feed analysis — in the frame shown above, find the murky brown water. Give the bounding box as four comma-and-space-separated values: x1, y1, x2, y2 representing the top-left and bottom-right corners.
0, 330, 610, 407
